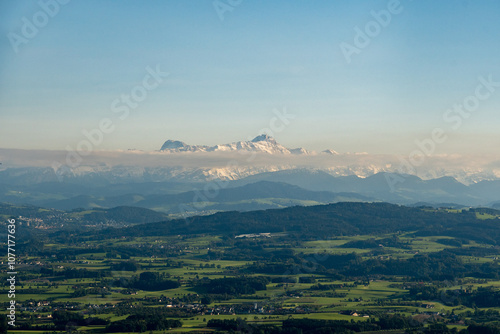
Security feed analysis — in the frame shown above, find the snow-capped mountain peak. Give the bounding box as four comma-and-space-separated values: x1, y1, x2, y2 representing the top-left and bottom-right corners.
322, 149, 339, 155
159, 135, 311, 155
251, 134, 277, 144
160, 140, 189, 150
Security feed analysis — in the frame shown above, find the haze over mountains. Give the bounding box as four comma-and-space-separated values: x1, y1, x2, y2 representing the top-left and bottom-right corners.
1, 135, 500, 213
1, 167, 500, 214
2, 135, 500, 184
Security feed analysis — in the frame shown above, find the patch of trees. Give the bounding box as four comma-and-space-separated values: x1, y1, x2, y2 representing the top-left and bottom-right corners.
245, 262, 301, 275
467, 323, 500, 334
51, 310, 107, 330
281, 315, 421, 333
109, 260, 140, 272
82, 206, 168, 224
106, 314, 181, 332
15, 239, 45, 255
246, 248, 499, 282
207, 244, 296, 262
424, 323, 459, 333
461, 287, 500, 308
0, 315, 7, 334
298, 276, 316, 283
320, 252, 362, 272
312, 250, 500, 280
114, 271, 180, 291
197, 276, 269, 295
408, 285, 500, 308
436, 238, 467, 247
447, 246, 499, 257
464, 309, 500, 323
207, 319, 242, 331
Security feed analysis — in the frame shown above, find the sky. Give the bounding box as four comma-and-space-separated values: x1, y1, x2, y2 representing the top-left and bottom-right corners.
1, 0, 500, 155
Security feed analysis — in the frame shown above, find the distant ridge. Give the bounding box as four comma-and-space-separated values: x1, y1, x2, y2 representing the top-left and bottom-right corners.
35, 180, 373, 214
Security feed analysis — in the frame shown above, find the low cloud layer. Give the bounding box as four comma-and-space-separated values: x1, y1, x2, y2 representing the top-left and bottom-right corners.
1, 148, 500, 184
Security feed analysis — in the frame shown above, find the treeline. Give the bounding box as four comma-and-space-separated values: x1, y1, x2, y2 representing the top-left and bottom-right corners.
463, 309, 500, 324
39, 267, 109, 279
29, 241, 181, 259
325, 250, 500, 280
106, 314, 181, 332
113, 271, 180, 291
196, 276, 269, 295
206, 316, 500, 334
52, 310, 107, 330
341, 236, 411, 249
245, 249, 500, 281
409, 286, 500, 308
79, 203, 500, 244
0, 203, 60, 219
109, 260, 140, 271
207, 315, 422, 333
282, 316, 421, 333
76, 206, 168, 225
207, 243, 295, 262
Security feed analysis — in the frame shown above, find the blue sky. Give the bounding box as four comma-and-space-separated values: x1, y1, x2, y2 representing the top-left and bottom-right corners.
1, 0, 500, 154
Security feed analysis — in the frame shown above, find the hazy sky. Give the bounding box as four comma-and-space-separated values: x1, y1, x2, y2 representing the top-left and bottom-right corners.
1, 0, 500, 155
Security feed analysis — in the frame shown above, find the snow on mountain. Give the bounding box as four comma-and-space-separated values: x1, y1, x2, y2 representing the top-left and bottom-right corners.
3, 139, 499, 187
3, 157, 500, 187
251, 134, 276, 144
322, 149, 339, 155
160, 140, 189, 150
160, 140, 209, 152
159, 135, 310, 155
290, 148, 311, 154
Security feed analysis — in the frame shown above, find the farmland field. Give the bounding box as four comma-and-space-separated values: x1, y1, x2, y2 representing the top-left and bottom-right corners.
2, 203, 500, 333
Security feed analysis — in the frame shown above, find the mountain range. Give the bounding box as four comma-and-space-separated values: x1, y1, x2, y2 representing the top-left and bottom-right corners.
1, 169, 500, 214
160, 134, 320, 155
1, 136, 500, 213
2, 136, 498, 185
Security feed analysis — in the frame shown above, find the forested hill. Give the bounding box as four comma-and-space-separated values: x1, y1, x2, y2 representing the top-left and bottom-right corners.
94, 203, 500, 245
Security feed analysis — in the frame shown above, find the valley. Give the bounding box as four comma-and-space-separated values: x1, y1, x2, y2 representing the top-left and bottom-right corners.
2, 202, 500, 333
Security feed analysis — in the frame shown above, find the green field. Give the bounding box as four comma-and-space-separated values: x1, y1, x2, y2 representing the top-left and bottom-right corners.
2, 204, 500, 333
